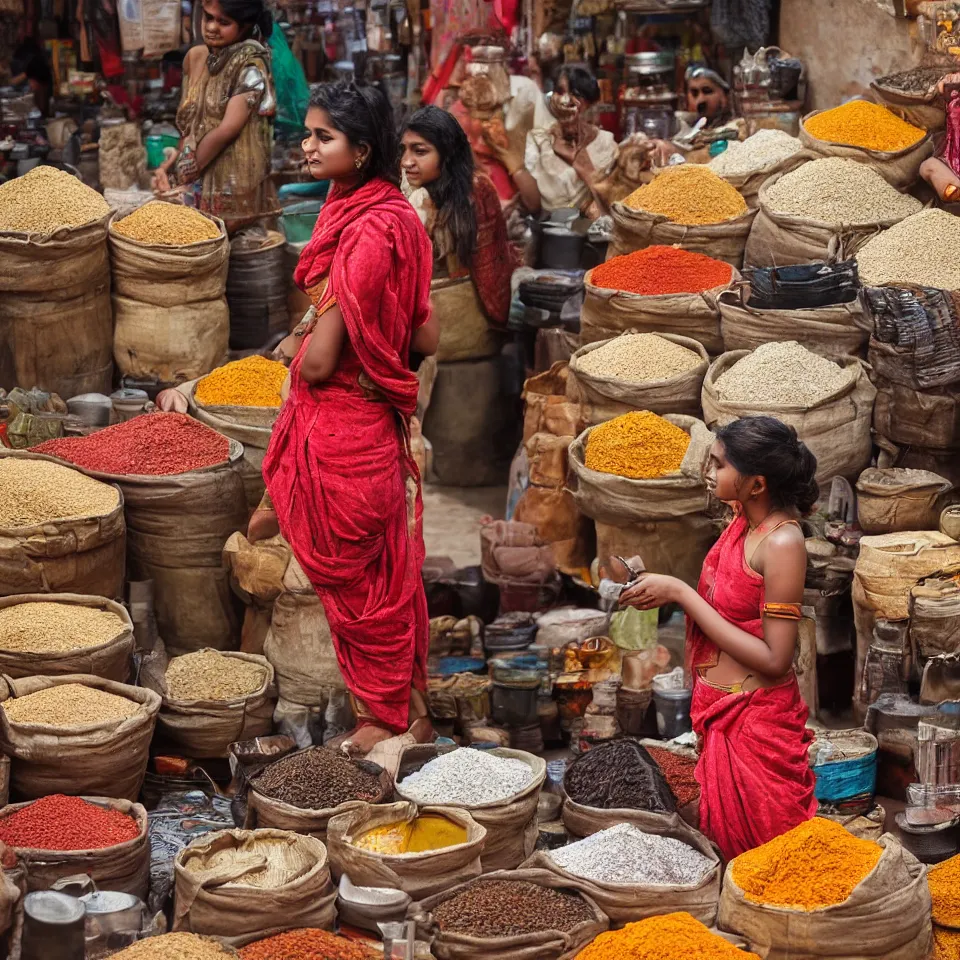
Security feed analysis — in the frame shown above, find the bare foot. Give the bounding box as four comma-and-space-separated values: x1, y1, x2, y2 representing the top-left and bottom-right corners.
338, 724, 395, 757
409, 717, 434, 744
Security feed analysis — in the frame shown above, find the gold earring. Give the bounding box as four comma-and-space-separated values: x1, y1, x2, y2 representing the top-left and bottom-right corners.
355, 157, 363, 169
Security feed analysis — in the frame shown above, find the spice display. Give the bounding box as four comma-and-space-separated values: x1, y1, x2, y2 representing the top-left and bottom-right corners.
35, 413, 230, 476
2, 683, 139, 726
113, 201, 221, 245
564, 738, 676, 813
709, 129, 803, 176
805, 100, 925, 152
0, 794, 139, 850
856, 209, 960, 290
935, 928, 960, 960
623, 165, 748, 225
0, 458, 119, 525
239, 929, 379, 960
590, 246, 732, 296
195, 356, 288, 408
0, 165, 109, 233
354, 814, 468, 854
0, 601, 125, 653
876, 66, 947, 93
549, 823, 712, 886
928, 852, 960, 925
765, 158, 922, 222
575, 912, 762, 960
252, 747, 384, 809
111, 934, 235, 960
584, 412, 690, 480
577, 334, 702, 383
399, 748, 533, 806
715, 342, 853, 406
644, 746, 700, 807
432, 879, 594, 937
165, 650, 266, 702
182, 832, 319, 888
730, 817, 882, 909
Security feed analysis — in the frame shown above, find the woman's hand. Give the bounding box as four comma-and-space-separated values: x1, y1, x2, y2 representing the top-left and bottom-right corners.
648, 139, 682, 167
272, 333, 300, 366
481, 118, 527, 176
938, 72, 960, 94
151, 164, 172, 193
619, 573, 687, 610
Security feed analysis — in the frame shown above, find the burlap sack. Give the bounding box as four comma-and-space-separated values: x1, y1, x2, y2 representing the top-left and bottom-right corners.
0, 797, 149, 897
173, 828, 336, 948
580, 270, 731, 354
326, 801, 486, 900
910, 572, 960, 660
560, 796, 676, 839
525, 433, 572, 487
395, 745, 546, 871
524, 813, 720, 928
855, 468, 952, 534
0, 594, 133, 682
701, 352, 876, 483
568, 416, 717, 587
513, 485, 592, 576
569, 334, 709, 424
432, 274, 499, 363
799, 104, 934, 188
718, 289, 868, 360
410, 868, 609, 960
872, 377, 960, 454
871, 80, 945, 132
522, 363, 582, 443
718, 834, 932, 960
609, 201, 756, 268
110, 210, 229, 382
0, 674, 160, 801
0, 452, 125, 600
0, 213, 113, 398
142, 646, 277, 759
183, 380, 277, 510
715, 149, 814, 208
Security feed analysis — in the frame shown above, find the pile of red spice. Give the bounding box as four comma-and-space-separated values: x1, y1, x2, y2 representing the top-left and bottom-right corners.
0, 795, 140, 850
590, 245, 732, 296
239, 929, 379, 960
645, 745, 700, 807
34, 413, 230, 476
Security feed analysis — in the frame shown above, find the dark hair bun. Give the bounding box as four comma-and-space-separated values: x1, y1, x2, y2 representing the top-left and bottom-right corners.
257, 9, 273, 38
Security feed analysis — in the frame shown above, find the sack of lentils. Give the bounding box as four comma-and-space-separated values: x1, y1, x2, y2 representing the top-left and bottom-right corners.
523, 819, 720, 929
0, 674, 160, 800
395, 745, 546, 872
109, 202, 229, 383
327, 800, 486, 900
745, 159, 923, 269
569, 333, 709, 425
173, 828, 336, 947
610, 166, 756, 268
567, 413, 717, 588
111, 933, 239, 959
0, 166, 113, 398
0, 593, 134, 682
34, 413, 248, 656
410, 870, 608, 960
246, 746, 393, 843
701, 345, 876, 483
141, 646, 276, 759
0, 794, 149, 897
707, 129, 810, 208
580, 247, 735, 355
799, 99, 933, 189
185, 356, 288, 509
718, 818, 932, 960
0, 453, 125, 600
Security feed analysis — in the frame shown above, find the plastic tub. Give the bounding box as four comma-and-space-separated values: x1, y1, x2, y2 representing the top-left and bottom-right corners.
280, 199, 324, 243
652, 668, 692, 739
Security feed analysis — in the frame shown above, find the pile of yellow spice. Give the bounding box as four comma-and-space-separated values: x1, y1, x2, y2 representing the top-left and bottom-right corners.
195, 356, 288, 408
585, 412, 690, 480
804, 100, 925, 152
113, 201, 220, 245
623, 166, 747, 225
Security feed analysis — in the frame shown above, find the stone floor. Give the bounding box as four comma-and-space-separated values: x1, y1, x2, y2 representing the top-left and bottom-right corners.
421, 483, 507, 567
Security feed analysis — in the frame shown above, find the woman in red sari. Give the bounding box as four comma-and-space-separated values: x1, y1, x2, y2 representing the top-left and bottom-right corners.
261, 81, 439, 756
621, 416, 818, 859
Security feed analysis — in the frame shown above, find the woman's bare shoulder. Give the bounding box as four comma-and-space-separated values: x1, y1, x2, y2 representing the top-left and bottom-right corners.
184, 45, 207, 74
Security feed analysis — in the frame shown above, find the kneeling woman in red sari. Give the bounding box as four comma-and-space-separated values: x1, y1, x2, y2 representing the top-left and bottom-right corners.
262, 82, 439, 756
620, 416, 818, 859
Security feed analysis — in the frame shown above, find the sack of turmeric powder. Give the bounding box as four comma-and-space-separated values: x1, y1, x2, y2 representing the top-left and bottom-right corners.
327, 801, 486, 900
718, 834, 932, 960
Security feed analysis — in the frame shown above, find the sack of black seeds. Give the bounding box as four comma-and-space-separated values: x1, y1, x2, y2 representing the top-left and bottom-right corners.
410, 870, 608, 960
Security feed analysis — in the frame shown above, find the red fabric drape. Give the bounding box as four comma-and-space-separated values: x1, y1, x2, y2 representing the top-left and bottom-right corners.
471, 173, 518, 327
264, 178, 433, 733
687, 513, 817, 860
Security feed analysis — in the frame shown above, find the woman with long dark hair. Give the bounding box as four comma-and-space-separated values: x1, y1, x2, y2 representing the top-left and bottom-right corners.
620, 416, 818, 858
260, 82, 439, 757
152, 0, 278, 231
401, 105, 516, 329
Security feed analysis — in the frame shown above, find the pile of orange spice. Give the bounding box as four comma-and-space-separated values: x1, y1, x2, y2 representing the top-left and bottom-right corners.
730, 817, 882, 909
804, 100, 925, 152
590, 246, 732, 296
929, 853, 960, 927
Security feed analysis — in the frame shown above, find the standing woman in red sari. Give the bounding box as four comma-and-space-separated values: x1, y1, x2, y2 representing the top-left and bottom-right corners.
620, 416, 818, 859
261, 81, 439, 756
